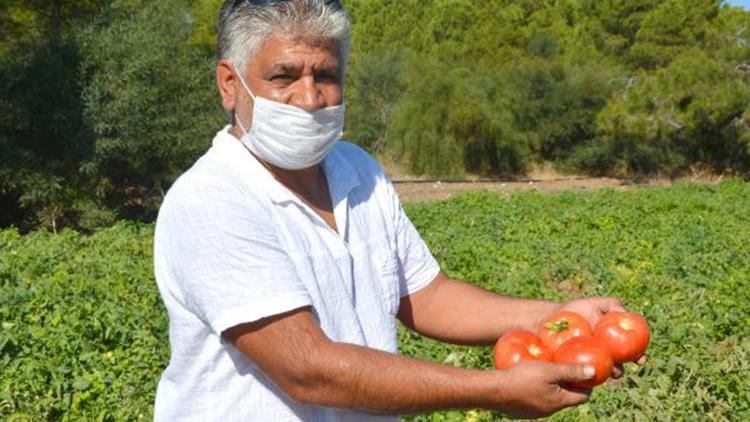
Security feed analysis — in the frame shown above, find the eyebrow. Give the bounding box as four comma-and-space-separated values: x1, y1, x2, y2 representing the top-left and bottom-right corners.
268, 63, 303, 75
267, 62, 342, 76
314, 63, 341, 75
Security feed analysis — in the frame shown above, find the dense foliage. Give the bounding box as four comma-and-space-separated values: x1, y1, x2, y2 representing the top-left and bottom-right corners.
2, 0, 750, 231
2, 181, 749, 420
346, 0, 750, 178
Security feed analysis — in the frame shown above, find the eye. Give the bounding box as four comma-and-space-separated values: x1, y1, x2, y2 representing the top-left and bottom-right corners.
271, 74, 295, 83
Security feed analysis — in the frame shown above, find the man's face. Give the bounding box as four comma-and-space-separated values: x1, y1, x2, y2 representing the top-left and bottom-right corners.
236, 33, 343, 121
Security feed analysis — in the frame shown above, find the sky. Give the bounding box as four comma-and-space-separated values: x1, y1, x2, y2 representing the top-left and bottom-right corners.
725, 0, 750, 8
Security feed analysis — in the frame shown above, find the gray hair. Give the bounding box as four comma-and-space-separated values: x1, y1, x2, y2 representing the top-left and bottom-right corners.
218, 0, 351, 74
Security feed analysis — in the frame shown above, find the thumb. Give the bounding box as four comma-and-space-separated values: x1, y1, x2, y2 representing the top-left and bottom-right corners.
554, 363, 596, 383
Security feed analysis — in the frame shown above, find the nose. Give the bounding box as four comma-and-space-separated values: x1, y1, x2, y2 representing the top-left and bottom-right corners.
292, 76, 325, 111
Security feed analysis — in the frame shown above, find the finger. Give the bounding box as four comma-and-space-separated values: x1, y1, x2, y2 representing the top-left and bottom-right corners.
636, 355, 647, 365
551, 364, 595, 408
554, 363, 596, 383
557, 387, 592, 408
611, 363, 624, 379
600, 296, 625, 313
566, 386, 594, 396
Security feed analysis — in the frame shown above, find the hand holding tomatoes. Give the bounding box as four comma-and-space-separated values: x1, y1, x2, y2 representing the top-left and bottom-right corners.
492, 361, 595, 419
494, 306, 650, 392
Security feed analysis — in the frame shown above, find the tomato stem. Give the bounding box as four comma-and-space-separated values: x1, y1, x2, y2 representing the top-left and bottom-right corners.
544, 319, 569, 333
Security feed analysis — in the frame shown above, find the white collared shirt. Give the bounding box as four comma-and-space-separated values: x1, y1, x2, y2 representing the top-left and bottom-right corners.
153, 126, 440, 421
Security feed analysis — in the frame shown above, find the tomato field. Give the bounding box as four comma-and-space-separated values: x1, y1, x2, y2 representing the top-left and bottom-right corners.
2, 181, 749, 420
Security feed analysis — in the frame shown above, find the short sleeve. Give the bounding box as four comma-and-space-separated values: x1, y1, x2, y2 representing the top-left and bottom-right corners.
384, 177, 441, 297
157, 178, 312, 335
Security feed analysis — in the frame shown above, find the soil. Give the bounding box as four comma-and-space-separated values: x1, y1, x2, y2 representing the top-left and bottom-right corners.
384, 161, 728, 204
393, 177, 667, 204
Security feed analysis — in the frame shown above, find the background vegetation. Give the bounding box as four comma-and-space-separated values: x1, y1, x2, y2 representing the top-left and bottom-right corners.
2, 182, 748, 420
3, 2, 749, 420
1, 0, 750, 231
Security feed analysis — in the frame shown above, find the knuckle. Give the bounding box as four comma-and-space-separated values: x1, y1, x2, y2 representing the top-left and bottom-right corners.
565, 364, 581, 378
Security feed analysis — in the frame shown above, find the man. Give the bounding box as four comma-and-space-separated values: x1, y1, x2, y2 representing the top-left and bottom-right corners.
153, 0, 644, 420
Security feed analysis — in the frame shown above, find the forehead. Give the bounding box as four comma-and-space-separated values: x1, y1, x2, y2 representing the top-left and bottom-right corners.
252, 33, 342, 69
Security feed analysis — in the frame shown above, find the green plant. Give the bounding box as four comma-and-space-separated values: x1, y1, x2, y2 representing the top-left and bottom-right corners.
2, 181, 749, 420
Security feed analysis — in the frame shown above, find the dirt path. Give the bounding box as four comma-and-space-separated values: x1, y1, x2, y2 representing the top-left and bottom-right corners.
393, 176, 674, 204
381, 158, 730, 204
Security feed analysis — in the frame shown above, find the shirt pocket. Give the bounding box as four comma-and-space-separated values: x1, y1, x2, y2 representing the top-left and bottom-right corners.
372, 251, 401, 316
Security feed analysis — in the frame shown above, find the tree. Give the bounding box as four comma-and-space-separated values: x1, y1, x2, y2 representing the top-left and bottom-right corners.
0, 0, 106, 231
629, 0, 721, 69
345, 49, 405, 154
591, 49, 750, 175
79, 0, 224, 223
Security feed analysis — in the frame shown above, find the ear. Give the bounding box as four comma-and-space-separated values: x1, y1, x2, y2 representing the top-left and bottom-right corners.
216, 59, 237, 112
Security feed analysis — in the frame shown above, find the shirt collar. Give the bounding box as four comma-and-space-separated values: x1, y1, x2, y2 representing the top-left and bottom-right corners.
213, 126, 360, 207
321, 144, 361, 209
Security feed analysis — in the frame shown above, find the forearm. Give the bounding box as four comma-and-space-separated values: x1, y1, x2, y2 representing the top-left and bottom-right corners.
226, 307, 594, 418
294, 340, 503, 414
400, 274, 561, 346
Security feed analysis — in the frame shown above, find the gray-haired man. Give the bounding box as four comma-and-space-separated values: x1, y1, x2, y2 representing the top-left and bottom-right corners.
153, 1, 643, 420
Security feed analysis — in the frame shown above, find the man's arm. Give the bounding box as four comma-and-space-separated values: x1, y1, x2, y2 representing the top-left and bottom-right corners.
398, 272, 626, 346
224, 307, 595, 418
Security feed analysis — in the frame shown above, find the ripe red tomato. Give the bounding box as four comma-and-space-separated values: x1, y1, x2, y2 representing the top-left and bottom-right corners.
493, 330, 552, 370
593, 311, 650, 363
553, 336, 614, 389
538, 311, 593, 351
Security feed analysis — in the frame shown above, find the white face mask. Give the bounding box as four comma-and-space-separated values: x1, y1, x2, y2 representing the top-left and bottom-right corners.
235, 69, 345, 170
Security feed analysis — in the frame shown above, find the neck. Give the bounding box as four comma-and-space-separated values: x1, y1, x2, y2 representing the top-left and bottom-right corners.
231, 123, 325, 197
264, 161, 324, 197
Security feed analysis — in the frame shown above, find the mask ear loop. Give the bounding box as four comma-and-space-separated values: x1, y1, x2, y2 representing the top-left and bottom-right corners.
234, 66, 256, 135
